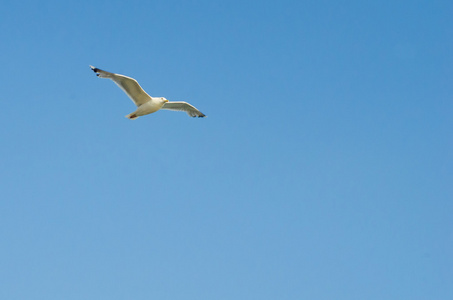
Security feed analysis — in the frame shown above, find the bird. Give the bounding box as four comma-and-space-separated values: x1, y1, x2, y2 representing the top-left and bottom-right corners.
90, 65, 206, 119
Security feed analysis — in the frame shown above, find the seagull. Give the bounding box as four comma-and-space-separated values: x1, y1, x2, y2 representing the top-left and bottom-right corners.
90, 66, 206, 119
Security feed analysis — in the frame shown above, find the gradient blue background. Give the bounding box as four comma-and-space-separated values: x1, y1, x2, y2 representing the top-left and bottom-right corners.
1, 1, 452, 299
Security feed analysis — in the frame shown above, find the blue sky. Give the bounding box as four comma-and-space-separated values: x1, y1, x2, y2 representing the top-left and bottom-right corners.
0, 0, 452, 299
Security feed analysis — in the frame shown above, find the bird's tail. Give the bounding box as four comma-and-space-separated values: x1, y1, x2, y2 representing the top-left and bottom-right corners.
90, 65, 114, 78
125, 113, 139, 120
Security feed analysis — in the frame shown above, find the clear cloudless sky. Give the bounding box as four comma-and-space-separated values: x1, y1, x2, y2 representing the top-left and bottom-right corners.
0, 0, 452, 299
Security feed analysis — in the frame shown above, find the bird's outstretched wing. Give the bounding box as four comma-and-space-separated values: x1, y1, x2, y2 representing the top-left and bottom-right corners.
161, 101, 206, 118
90, 66, 151, 106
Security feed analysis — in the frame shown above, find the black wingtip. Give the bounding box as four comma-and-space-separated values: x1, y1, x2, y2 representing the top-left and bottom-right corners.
90, 65, 99, 73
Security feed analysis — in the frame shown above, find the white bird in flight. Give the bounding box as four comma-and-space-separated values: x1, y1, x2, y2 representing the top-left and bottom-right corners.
90, 66, 206, 119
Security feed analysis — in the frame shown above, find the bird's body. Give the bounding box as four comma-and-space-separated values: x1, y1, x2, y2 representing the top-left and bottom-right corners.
90, 66, 206, 119
126, 97, 168, 120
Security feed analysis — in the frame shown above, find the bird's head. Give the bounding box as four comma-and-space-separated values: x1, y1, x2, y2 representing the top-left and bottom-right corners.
161, 97, 169, 103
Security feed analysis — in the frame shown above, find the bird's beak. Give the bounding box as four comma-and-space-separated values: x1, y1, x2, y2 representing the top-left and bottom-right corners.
165, 99, 169, 103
